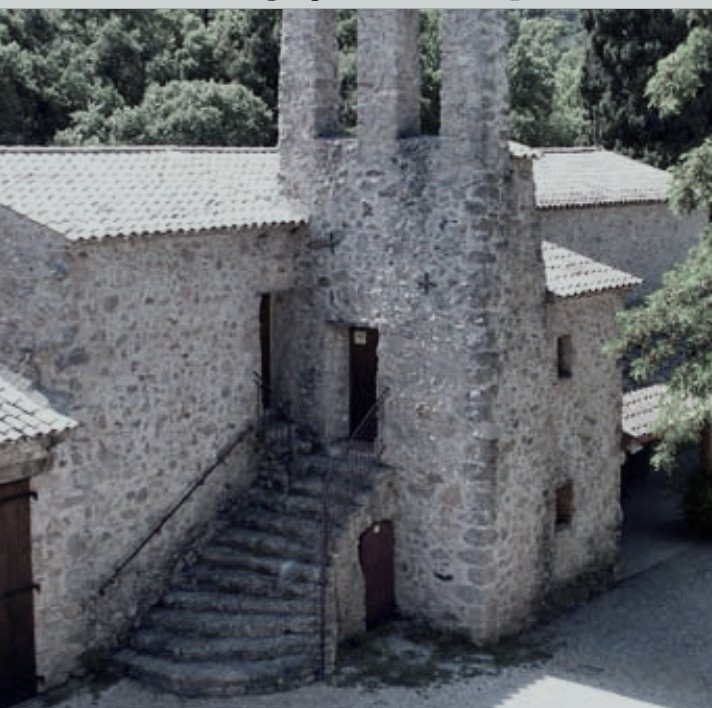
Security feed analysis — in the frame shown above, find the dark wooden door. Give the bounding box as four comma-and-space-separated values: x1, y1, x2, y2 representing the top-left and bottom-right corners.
359, 520, 395, 629
349, 327, 379, 441
0, 479, 37, 707
259, 294, 271, 408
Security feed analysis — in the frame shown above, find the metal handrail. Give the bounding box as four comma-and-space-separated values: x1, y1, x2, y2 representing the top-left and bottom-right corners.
319, 385, 391, 678
252, 370, 291, 422
98, 423, 254, 597
347, 386, 391, 457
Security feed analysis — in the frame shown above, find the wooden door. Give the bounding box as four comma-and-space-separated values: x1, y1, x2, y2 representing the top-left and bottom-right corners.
349, 328, 379, 441
0, 479, 37, 707
359, 520, 395, 629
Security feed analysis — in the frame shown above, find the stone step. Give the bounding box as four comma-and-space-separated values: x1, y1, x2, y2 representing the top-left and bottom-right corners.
115, 650, 318, 697
161, 589, 316, 616
252, 475, 369, 512
294, 453, 380, 479
238, 508, 323, 541
246, 491, 326, 521
131, 627, 320, 662
211, 527, 319, 564
198, 545, 320, 583
177, 564, 317, 598
145, 607, 319, 638
112, 442, 383, 697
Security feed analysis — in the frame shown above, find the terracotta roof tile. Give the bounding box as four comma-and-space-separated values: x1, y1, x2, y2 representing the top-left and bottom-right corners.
0, 147, 306, 241
0, 367, 77, 445
622, 385, 666, 440
533, 147, 671, 209
543, 241, 642, 298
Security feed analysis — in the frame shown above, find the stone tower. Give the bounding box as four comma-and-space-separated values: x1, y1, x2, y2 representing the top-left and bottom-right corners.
277, 10, 550, 642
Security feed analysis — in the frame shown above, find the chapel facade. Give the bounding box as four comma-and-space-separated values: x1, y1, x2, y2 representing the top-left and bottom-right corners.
0, 9, 698, 701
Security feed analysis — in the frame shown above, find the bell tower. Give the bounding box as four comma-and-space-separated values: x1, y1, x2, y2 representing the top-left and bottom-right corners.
276, 10, 549, 646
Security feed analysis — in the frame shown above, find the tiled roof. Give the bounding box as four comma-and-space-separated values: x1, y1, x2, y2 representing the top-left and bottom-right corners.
622, 385, 666, 440
508, 141, 541, 160
0, 147, 306, 241
543, 241, 642, 298
533, 147, 671, 209
0, 144, 673, 238
0, 367, 77, 445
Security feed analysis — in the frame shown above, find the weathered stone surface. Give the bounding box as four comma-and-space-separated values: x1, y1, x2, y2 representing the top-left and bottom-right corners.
540, 203, 705, 302
0, 9, 652, 696
0, 206, 297, 685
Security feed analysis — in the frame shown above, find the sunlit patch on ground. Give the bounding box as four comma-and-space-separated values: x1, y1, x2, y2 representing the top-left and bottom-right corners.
497, 676, 670, 708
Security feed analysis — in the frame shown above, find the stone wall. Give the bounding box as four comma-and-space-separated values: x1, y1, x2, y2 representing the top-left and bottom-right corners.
539, 204, 705, 302
328, 469, 399, 658
276, 9, 558, 643
0, 207, 298, 685
545, 292, 624, 592
489, 160, 550, 637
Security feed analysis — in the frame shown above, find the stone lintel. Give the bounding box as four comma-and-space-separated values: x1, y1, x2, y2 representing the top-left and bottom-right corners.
0, 438, 51, 483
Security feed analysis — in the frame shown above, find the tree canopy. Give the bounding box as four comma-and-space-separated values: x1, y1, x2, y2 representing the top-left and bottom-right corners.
0, 8, 588, 148
508, 12, 589, 146
613, 10, 712, 471
580, 10, 712, 167
0, 9, 279, 146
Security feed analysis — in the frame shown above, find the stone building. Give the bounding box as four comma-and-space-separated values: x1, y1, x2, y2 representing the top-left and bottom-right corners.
0, 8, 699, 700
0, 367, 76, 704
534, 147, 705, 302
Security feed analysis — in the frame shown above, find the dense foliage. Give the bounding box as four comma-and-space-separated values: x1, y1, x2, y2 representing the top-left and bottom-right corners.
0, 9, 279, 146
508, 12, 589, 146
0, 9, 586, 148
580, 10, 712, 167
613, 11, 712, 474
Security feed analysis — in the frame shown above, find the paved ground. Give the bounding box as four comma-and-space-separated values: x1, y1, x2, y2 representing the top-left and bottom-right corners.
22, 469, 712, 708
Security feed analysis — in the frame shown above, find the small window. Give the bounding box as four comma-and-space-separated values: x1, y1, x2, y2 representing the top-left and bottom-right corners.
557, 335, 573, 379
555, 480, 574, 528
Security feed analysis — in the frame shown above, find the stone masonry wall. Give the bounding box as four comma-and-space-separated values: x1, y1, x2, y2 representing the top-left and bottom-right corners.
540, 204, 705, 302
489, 160, 550, 637
0, 207, 297, 685
545, 292, 624, 592
277, 10, 552, 643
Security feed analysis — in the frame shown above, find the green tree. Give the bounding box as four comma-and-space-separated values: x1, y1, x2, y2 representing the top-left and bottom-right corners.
0, 9, 280, 146
0, 10, 99, 144
580, 10, 712, 167
65, 80, 273, 146
508, 14, 589, 146
209, 10, 280, 116
614, 11, 712, 475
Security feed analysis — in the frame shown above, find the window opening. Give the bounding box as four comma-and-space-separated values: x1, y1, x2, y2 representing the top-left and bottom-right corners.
555, 480, 574, 528
557, 334, 573, 379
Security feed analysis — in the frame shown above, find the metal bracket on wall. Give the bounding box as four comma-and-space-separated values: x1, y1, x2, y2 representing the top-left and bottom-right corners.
0, 490, 38, 507
307, 232, 342, 254
1, 583, 40, 602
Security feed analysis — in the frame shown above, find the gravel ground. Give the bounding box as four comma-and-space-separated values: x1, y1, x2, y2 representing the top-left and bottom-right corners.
22, 472, 712, 708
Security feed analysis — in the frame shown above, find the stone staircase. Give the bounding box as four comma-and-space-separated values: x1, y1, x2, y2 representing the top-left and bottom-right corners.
114, 437, 378, 697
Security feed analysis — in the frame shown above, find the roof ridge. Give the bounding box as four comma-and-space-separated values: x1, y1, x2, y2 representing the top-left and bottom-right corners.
539, 146, 600, 154
0, 145, 279, 155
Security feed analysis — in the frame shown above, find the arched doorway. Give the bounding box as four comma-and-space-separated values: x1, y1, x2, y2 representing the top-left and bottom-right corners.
359, 520, 395, 629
